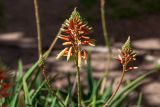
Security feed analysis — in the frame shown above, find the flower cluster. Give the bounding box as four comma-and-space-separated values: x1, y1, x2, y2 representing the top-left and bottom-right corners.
0, 69, 10, 98
56, 8, 95, 66
115, 36, 138, 71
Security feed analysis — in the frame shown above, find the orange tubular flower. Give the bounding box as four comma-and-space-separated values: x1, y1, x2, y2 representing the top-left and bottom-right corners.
103, 36, 137, 107
56, 8, 95, 66
115, 36, 138, 71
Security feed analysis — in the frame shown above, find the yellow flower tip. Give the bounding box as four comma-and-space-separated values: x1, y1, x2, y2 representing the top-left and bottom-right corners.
89, 43, 95, 46
89, 39, 96, 46
67, 47, 72, 61
118, 49, 121, 53
79, 50, 88, 65
128, 36, 131, 41
83, 50, 88, 60
133, 67, 138, 69
60, 28, 65, 32
84, 60, 87, 65
78, 51, 82, 67
62, 42, 72, 46
56, 48, 68, 59
74, 7, 77, 12
127, 66, 138, 71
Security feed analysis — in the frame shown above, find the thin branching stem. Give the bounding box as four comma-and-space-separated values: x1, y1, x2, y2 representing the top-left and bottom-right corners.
34, 0, 42, 58
103, 65, 126, 107
33, 0, 65, 106
39, 27, 62, 107
34, 29, 64, 106
43, 29, 62, 59
41, 64, 66, 107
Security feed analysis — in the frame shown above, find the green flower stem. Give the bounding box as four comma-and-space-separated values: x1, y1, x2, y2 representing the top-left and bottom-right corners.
100, 0, 111, 50
34, 0, 42, 58
100, 0, 112, 94
41, 65, 66, 107
74, 50, 81, 107
76, 64, 81, 107
33, 0, 64, 105
103, 65, 126, 107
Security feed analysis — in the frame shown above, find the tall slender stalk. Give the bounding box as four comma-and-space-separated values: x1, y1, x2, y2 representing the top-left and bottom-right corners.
76, 61, 81, 107
34, 0, 42, 57
41, 64, 65, 107
103, 37, 137, 107
100, 0, 112, 94
55, 8, 94, 107
100, 0, 111, 50
73, 50, 82, 107
103, 65, 126, 107
33, 0, 65, 106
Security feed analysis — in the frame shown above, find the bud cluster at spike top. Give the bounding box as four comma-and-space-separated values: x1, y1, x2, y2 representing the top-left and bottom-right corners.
115, 36, 138, 71
56, 8, 95, 65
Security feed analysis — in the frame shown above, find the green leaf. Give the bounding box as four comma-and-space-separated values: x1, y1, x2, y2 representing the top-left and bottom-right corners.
102, 84, 112, 100
44, 95, 50, 107
56, 91, 65, 107
51, 97, 57, 107
92, 95, 96, 107
28, 68, 41, 89
10, 61, 38, 107
136, 92, 143, 107
108, 70, 157, 106
64, 94, 70, 106
31, 80, 46, 102
87, 50, 94, 97
112, 82, 141, 107
0, 98, 5, 106
9, 61, 23, 107
23, 62, 39, 80
9, 94, 19, 107
94, 75, 105, 98
23, 79, 32, 106
16, 60, 23, 82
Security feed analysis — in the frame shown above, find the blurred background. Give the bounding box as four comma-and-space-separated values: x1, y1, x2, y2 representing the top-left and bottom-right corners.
0, 0, 159, 107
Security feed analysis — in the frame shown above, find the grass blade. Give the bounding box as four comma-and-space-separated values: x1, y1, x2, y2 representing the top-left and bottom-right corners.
102, 84, 112, 100
24, 62, 39, 80
137, 92, 143, 107
64, 94, 70, 106
87, 51, 94, 97
23, 79, 32, 106
31, 80, 46, 102
111, 82, 141, 107
51, 97, 57, 107
108, 70, 157, 106
10, 61, 23, 107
